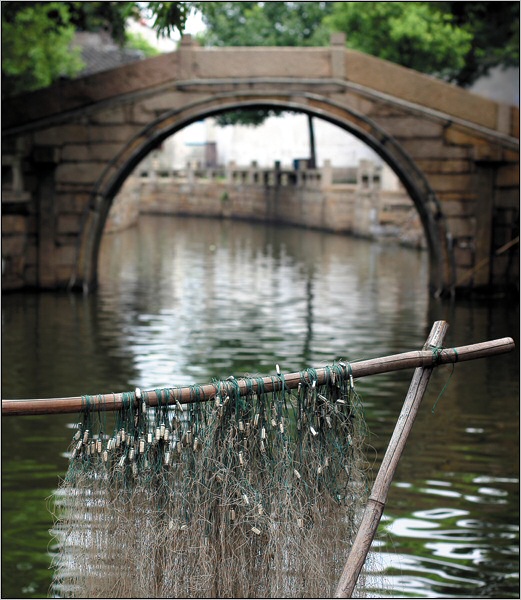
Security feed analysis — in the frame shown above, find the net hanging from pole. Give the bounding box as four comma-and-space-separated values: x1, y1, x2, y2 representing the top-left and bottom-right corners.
50, 363, 369, 598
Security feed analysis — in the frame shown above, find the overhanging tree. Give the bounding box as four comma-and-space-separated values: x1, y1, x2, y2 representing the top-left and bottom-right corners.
325, 1, 519, 86
438, 1, 520, 86
1, 1, 200, 97
1, 2, 85, 96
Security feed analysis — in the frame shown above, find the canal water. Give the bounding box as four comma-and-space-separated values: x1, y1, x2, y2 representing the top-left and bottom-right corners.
2, 215, 519, 598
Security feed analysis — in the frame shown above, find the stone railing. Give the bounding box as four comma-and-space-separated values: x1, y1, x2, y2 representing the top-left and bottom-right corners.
140, 160, 331, 190
107, 159, 425, 249
145, 159, 382, 190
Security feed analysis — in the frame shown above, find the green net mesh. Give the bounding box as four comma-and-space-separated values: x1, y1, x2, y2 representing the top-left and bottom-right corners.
50, 364, 368, 598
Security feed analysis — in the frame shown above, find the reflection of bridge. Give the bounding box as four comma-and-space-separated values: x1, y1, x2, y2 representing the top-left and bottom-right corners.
2, 34, 519, 296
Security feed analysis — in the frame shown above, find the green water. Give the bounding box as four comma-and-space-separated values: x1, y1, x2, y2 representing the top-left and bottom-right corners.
2, 216, 519, 598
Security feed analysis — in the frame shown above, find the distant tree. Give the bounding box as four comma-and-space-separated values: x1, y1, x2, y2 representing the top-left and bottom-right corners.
125, 32, 161, 58
66, 1, 138, 44
198, 1, 333, 47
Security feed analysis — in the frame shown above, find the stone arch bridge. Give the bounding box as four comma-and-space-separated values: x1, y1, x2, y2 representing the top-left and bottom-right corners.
2, 34, 519, 296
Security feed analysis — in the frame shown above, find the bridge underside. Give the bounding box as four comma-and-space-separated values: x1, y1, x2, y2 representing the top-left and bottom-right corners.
2, 41, 519, 297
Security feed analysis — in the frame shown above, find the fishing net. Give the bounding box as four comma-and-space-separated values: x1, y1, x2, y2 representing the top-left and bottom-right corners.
50, 363, 369, 598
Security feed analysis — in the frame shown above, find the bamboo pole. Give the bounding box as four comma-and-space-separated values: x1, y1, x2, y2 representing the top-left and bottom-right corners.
2, 334, 514, 417
334, 320, 448, 598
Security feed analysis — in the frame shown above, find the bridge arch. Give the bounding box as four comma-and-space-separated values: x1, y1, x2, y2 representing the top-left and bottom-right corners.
3, 41, 518, 295
79, 93, 451, 296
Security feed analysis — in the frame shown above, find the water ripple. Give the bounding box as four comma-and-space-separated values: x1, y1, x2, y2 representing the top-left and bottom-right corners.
2, 216, 518, 599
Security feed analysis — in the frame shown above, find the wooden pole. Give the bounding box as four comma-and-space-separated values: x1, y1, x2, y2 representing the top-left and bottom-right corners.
334, 320, 449, 598
454, 235, 519, 287
1, 335, 514, 417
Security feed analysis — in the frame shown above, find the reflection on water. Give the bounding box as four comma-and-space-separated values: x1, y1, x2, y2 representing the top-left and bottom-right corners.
2, 216, 519, 598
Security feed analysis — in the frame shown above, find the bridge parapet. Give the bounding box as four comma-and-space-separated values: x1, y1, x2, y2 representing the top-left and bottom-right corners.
3, 34, 518, 139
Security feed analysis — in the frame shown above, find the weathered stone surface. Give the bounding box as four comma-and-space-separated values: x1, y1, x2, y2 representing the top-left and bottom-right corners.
55, 265, 76, 285
57, 214, 82, 235
496, 164, 520, 188
195, 47, 331, 79
89, 105, 134, 125
472, 144, 512, 163
414, 159, 472, 175
2, 53, 183, 131
25, 243, 38, 267
493, 188, 520, 209
56, 244, 78, 267
55, 162, 104, 184
453, 244, 474, 269
2, 235, 26, 255
424, 173, 474, 192
1, 255, 26, 290
446, 216, 476, 238
33, 125, 90, 145
23, 264, 38, 287
139, 91, 197, 115
437, 191, 477, 203
55, 182, 97, 195
401, 139, 472, 159
346, 48, 501, 131
85, 125, 142, 143
438, 199, 477, 218
26, 216, 38, 235
55, 192, 90, 213
1, 215, 27, 234
380, 116, 444, 139
63, 143, 124, 162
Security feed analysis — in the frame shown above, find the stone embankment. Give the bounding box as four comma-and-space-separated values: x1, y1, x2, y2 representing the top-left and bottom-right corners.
106, 161, 426, 249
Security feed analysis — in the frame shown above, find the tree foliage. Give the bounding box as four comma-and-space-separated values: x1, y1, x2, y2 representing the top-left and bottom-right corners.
66, 1, 138, 44
325, 1, 519, 86
1, 2, 85, 96
1, 1, 199, 97
438, 1, 520, 86
124, 32, 161, 59
143, 1, 201, 39
326, 2, 472, 82
198, 2, 333, 47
